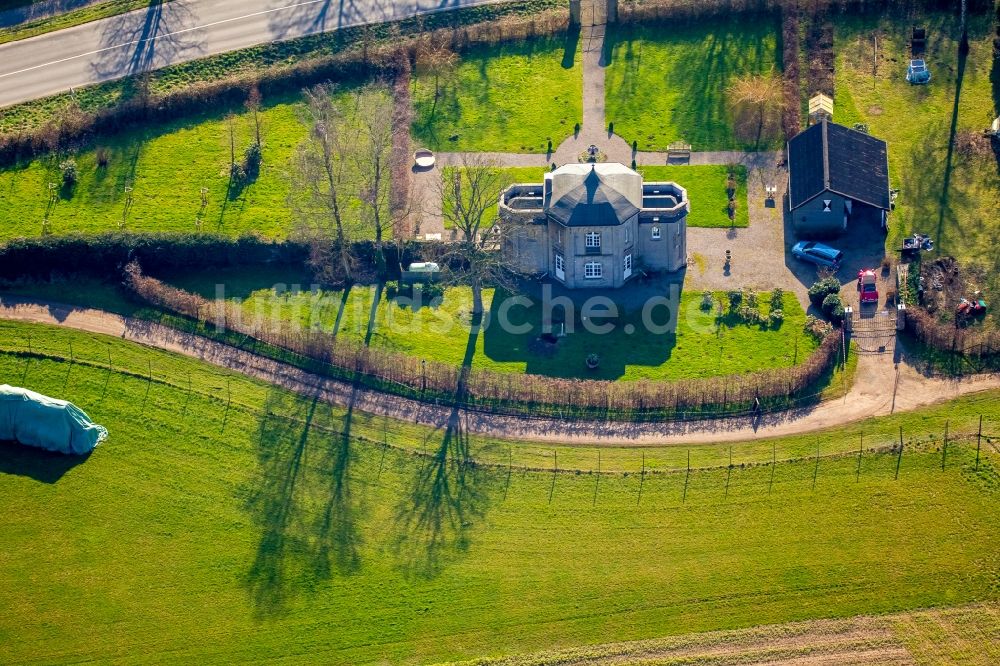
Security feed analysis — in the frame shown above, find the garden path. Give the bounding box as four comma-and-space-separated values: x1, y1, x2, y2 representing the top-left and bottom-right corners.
3, 296, 998, 447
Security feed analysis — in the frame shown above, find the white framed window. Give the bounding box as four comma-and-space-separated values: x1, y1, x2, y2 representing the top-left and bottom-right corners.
651, 226, 661, 240
554, 252, 565, 280
584, 262, 602, 279
625, 226, 630, 244
585, 232, 601, 248
623, 253, 633, 279
822, 199, 832, 212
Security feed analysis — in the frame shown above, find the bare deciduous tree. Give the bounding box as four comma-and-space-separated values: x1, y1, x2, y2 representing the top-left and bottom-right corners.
435, 156, 515, 316
351, 85, 395, 274
291, 84, 359, 285
415, 42, 458, 113
729, 72, 784, 146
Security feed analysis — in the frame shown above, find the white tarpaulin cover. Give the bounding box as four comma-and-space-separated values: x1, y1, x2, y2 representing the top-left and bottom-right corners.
0, 385, 107, 455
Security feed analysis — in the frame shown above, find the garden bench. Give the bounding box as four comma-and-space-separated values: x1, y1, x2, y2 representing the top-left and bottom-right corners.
666, 141, 691, 162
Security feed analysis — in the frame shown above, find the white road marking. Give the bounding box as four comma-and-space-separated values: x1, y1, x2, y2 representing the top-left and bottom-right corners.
0, 0, 390, 80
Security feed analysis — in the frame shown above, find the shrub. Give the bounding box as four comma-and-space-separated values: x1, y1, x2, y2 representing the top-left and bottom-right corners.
769, 287, 784, 310
229, 161, 247, 185
700, 290, 714, 311
737, 304, 762, 325
804, 314, 833, 341
808, 277, 840, 307
384, 280, 399, 298
243, 141, 262, 180
727, 289, 743, 312
822, 293, 844, 324
744, 288, 759, 309
769, 308, 784, 326
59, 159, 78, 186
418, 281, 444, 302
95, 147, 109, 168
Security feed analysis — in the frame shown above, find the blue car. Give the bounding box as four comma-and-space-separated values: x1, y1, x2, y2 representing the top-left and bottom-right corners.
792, 241, 843, 270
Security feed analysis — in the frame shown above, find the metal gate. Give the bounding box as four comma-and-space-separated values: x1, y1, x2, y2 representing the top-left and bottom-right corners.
850, 310, 897, 355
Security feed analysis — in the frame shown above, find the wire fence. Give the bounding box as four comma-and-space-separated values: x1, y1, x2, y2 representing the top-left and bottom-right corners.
1, 334, 996, 494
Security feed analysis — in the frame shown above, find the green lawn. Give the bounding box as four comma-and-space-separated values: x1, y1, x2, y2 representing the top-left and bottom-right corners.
639, 164, 749, 228
0, 320, 998, 663
0, 87, 383, 241
165, 272, 818, 381
605, 16, 782, 151
411, 35, 583, 152
833, 7, 1000, 292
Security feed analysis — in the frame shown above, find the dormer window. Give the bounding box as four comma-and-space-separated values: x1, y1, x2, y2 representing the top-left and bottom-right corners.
823, 200, 832, 212
651, 226, 661, 240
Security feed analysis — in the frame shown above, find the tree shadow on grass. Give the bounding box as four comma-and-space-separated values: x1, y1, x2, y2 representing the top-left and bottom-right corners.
934, 36, 969, 248
391, 314, 489, 579
243, 388, 364, 617
0, 439, 91, 484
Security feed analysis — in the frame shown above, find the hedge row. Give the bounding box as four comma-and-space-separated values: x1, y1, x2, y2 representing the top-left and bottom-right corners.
0, 233, 443, 282
121, 261, 845, 421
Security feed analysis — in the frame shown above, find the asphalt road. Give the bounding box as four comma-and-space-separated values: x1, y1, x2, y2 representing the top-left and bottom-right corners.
0, 0, 505, 108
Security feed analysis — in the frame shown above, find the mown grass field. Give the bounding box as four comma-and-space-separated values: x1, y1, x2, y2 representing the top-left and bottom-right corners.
160, 272, 818, 381
639, 164, 749, 228
605, 16, 782, 151
411, 36, 582, 153
0, 320, 998, 663
833, 7, 1000, 292
0, 89, 353, 241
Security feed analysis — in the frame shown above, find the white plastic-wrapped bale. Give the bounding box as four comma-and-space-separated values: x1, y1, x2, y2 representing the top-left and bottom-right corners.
0, 385, 107, 455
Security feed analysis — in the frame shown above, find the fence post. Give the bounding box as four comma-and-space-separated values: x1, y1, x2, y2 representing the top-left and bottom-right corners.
942, 421, 949, 470
768, 442, 775, 494
725, 446, 732, 498
548, 450, 557, 505
593, 450, 601, 507
856, 432, 863, 482
976, 415, 982, 470
637, 451, 645, 506
812, 440, 820, 490
683, 449, 691, 503
895, 426, 904, 480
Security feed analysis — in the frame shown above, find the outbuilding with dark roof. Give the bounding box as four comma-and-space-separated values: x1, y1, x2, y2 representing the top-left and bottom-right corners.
787, 119, 890, 236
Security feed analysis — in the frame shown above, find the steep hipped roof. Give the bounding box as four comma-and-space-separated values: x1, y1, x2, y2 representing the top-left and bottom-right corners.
787, 119, 890, 210
547, 164, 641, 227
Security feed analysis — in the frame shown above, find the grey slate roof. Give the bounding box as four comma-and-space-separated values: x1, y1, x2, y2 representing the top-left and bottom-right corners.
787, 119, 890, 211
548, 165, 640, 227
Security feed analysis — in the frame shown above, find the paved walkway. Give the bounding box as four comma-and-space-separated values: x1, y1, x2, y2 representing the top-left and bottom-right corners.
3, 296, 999, 447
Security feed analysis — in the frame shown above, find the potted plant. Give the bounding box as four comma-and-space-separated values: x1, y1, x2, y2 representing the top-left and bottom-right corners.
586, 353, 600, 370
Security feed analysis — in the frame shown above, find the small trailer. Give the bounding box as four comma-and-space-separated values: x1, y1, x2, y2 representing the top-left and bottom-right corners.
400, 261, 441, 285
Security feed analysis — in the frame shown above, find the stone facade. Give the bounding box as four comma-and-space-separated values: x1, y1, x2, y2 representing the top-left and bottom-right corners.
499, 163, 688, 289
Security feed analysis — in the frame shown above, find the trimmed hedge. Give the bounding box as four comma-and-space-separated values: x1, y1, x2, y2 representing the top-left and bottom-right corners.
0, 233, 445, 282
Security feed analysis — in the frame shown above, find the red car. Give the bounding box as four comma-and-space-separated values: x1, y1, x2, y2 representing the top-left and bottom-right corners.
857, 269, 879, 305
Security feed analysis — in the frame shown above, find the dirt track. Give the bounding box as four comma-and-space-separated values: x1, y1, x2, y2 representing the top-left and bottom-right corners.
2, 296, 998, 446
